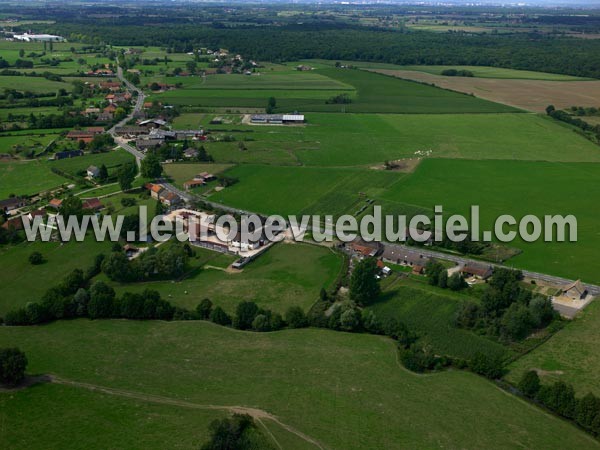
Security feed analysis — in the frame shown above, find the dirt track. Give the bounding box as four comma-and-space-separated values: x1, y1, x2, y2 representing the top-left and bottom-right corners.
49, 375, 325, 449
369, 69, 600, 113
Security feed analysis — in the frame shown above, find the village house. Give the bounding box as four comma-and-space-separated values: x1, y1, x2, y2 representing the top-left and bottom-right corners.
562, 280, 588, 301
49, 198, 63, 209
0, 197, 26, 213
460, 263, 494, 280
100, 81, 122, 92
104, 104, 118, 114
97, 111, 114, 122
195, 172, 216, 182
183, 148, 199, 159
83, 107, 101, 117
82, 198, 104, 211
146, 183, 164, 200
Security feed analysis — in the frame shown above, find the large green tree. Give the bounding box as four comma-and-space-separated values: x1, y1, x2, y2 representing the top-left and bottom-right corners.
349, 257, 380, 306
141, 153, 162, 179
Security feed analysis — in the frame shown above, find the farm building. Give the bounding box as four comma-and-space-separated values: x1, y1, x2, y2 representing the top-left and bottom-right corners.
54, 150, 84, 160
460, 263, 493, 280
0, 197, 26, 213
184, 148, 199, 159
49, 198, 63, 209
114, 126, 147, 137
139, 118, 168, 128
82, 198, 103, 211
250, 114, 305, 124
13, 33, 64, 42
561, 280, 588, 301
195, 172, 216, 182
145, 183, 164, 200
184, 179, 205, 190
136, 137, 164, 151
381, 245, 430, 269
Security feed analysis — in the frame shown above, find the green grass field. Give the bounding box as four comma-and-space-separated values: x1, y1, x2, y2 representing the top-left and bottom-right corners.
0, 160, 66, 198
49, 149, 135, 177
151, 67, 514, 114
507, 300, 600, 396
368, 280, 510, 360
0, 76, 74, 94
308, 60, 590, 81
0, 132, 59, 157
378, 159, 600, 283
210, 164, 400, 216
0, 239, 114, 316
105, 242, 343, 314
206, 113, 600, 166
0, 320, 597, 449
162, 162, 233, 187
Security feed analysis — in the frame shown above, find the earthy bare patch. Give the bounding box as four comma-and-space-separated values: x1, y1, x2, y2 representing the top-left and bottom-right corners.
369, 69, 600, 113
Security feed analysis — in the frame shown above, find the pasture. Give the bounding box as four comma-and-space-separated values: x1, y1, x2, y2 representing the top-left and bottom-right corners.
0, 239, 114, 316
106, 242, 343, 314
370, 69, 600, 113
0, 320, 597, 449
379, 159, 600, 283
0, 76, 74, 94
0, 160, 66, 198
162, 162, 233, 187
217, 112, 600, 166
209, 164, 401, 216
508, 300, 600, 397
48, 149, 135, 177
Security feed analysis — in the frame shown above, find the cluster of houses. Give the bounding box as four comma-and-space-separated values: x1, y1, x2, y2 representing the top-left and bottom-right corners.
346, 240, 496, 282
145, 183, 182, 208
77, 79, 134, 123
65, 126, 105, 145
183, 172, 216, 190
114, 118, 205, 153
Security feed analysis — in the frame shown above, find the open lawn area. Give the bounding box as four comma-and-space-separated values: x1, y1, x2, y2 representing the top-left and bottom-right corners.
105, 242, 343, 314
210, 164, 401, 216
0, 132, 59, 157
507, 300, 600, 397
207, 112, 600, 166
0, 160, 66, 198
0, 320, 597, 449
0, 239, 114, 316
378, 159, 600, 283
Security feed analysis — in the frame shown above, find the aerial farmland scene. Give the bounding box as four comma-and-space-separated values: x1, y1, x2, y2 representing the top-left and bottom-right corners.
2, 0, 600, 448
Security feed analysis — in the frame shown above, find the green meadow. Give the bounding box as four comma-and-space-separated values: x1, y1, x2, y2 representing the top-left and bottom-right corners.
508, 300, 600, 396
0, 239, 114, 316
307, 60, 590, 81
0, 160, 66, 198
0, 76, 74, 94
205, 112, 600, 166
379, 158, 600, 283
104, 243, 343, 314
49, 149, 135, 177
210, 164, 401, 216
1, 320, 597, 449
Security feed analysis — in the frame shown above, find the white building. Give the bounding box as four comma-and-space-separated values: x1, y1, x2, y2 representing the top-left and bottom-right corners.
13, 33, 65, 42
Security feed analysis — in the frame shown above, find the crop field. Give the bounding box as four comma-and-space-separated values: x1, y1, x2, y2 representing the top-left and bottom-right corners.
106, 242, 343, 314
507, 300, 600, 396
151, 67, 514, 114
0, 239, 114, 316
0, 160, 66, 198
212, 112, 600, 166
1, 320, 597, 449
379, 159, 600, 283
210, 164, 401, 216
370, 69, 600, 113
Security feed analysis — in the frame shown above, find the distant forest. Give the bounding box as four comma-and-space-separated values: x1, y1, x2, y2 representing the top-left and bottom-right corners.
46, 21, 600, 78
